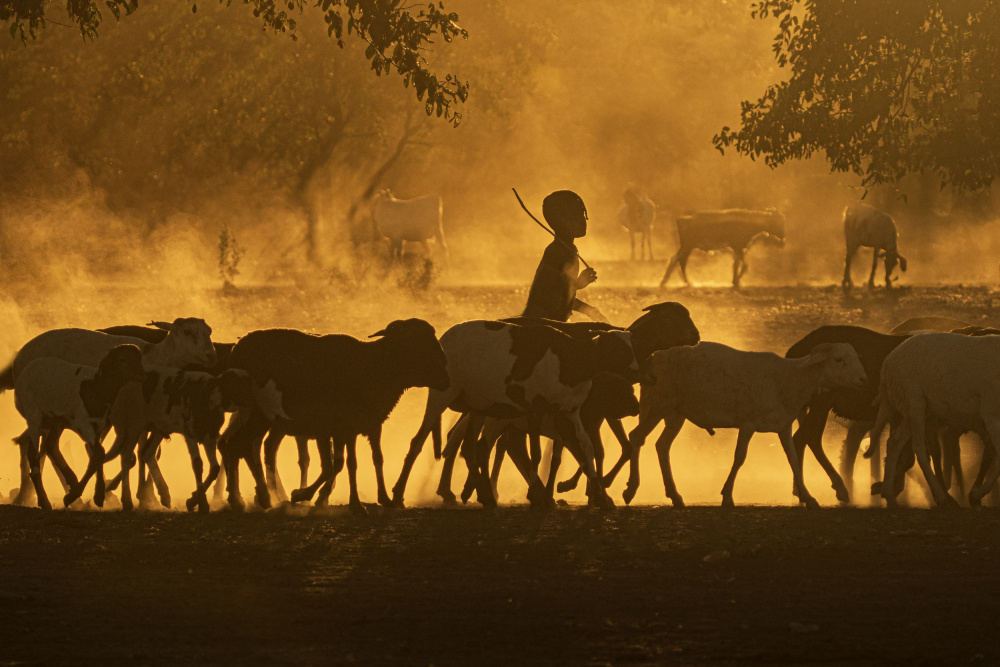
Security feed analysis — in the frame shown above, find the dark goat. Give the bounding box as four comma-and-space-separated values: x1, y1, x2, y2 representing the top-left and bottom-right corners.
842, 202, 907, 290
222, 319, 449, 512
785, 325, 908, 503
660, 209, 785, 289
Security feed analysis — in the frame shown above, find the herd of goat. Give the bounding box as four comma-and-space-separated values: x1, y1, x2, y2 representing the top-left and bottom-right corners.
2, 302, 998, 514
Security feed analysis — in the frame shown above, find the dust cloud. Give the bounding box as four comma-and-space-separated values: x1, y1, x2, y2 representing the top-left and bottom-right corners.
1, 0, 997, 509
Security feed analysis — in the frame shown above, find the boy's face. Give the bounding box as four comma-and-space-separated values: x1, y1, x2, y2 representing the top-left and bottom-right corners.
558, 208, 588, 238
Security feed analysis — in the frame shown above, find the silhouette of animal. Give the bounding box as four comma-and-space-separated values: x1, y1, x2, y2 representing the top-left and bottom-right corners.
618, 185, 656, 261
842, 202, 907, 290
660, 209, 785, 288
373, 189, 448, 260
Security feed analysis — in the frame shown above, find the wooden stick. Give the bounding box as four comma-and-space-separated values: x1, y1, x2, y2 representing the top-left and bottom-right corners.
512, 188, 592, 270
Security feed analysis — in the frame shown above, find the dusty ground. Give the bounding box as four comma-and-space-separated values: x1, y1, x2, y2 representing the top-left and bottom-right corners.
2, 279, 1000, 664
1, 505, 999, 666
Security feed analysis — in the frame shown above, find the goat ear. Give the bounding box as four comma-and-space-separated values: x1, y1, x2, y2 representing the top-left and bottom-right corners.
149, 321, 174, 332
899, 255, 908, 272
877, 250, 887, 258
804, 343, 834, 365
369, 328, 388, 339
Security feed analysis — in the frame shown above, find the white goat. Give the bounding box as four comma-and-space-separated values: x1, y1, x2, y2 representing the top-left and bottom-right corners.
13, 345, 146, 509
2, 319, 217, 506
872, 333, 1000, 508
373, 189, 448, 260
390, 320, 639, 508
625, 341, 867, 508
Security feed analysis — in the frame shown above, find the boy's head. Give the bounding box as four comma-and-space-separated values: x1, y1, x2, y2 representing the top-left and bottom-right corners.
543, 190, 588, 239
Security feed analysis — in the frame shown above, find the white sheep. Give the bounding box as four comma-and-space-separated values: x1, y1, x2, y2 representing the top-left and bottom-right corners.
2, 319, 217, 506
625, 341, 867, 508
13, 345, 146, 509
872, 333, 1000, 508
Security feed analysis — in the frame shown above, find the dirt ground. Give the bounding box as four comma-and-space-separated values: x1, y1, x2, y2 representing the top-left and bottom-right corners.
2, 279, 1000, 665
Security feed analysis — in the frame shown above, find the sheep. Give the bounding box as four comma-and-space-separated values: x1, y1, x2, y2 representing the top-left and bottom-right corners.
784, 325, 908, 503
373, 189, 448, 260
619, 185, 656, 261
659, 209, 785, 289
625, 341, 867, 508
872, 333, 1000, 508
842, 202, 907, 290
390, 320, 639, 509
13, 344, 146, 510
434, 302, 701, 504
2, 319, 217, 507
219, 319, 449, 512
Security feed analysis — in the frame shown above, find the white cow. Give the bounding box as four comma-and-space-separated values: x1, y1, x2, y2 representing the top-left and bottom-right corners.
373, 189, 448, 260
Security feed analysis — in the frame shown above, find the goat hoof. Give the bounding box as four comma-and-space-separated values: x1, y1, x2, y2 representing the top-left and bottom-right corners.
438, 490, 457, 505
803, 497, 821, 509
185, 496, 198, 512
939, 494, 961, 509
834, 485, 851, 504
721, 496, 735, 508
121, 497, 133, 512
289, 488, 311, 504
969, 492, 982, 508
622, 485, 638, 506
158, 492, 171, 509
669, 495, 685, 508
556, 479, 578, 494
377, 492, 392, 507
349, 501, 368, 515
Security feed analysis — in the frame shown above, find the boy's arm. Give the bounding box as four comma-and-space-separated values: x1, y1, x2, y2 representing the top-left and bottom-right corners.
571, 298, 607, 322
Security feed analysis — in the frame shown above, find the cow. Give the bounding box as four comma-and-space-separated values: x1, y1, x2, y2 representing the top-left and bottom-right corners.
373, 189, 448, 261
618, 184, 655, 261
659, 209, 786, 289
842, 202, 907, 290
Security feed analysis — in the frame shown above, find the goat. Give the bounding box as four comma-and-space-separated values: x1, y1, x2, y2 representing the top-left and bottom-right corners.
390, 320, 638, 509
842, 202, 907, 290
373, 189, 448, 260
448, 302, 700, 503
871, 333, 1000, 508
660, 209, 785, 289
619, 185, 655, 261
784, 325, 908, 503
3, 319, 217, 507
13, 345, 145, 509
220, 319, 449, 512
626, 341, 866, 508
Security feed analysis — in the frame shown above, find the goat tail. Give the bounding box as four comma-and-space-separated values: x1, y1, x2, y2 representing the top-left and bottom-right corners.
0, 360, 13, 394
432, 417, 442, 460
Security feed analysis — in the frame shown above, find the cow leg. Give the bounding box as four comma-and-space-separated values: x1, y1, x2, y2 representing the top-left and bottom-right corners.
676, 248, 693, 285
367, 426, 392, 506
645, 231, 654, 262
721, 428, 753, 507
659, 247, 686, 288
629, 230, 636, 261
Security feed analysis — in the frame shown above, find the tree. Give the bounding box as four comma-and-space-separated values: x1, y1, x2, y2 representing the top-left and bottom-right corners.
1, 0, 469, 125
713, 1, 1000, 192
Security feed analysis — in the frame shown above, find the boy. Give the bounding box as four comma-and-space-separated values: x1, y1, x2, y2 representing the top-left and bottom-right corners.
522, 190, 606, 322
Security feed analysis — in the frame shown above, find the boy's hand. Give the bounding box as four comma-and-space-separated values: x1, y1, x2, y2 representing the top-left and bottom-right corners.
578, 267, 598, 288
